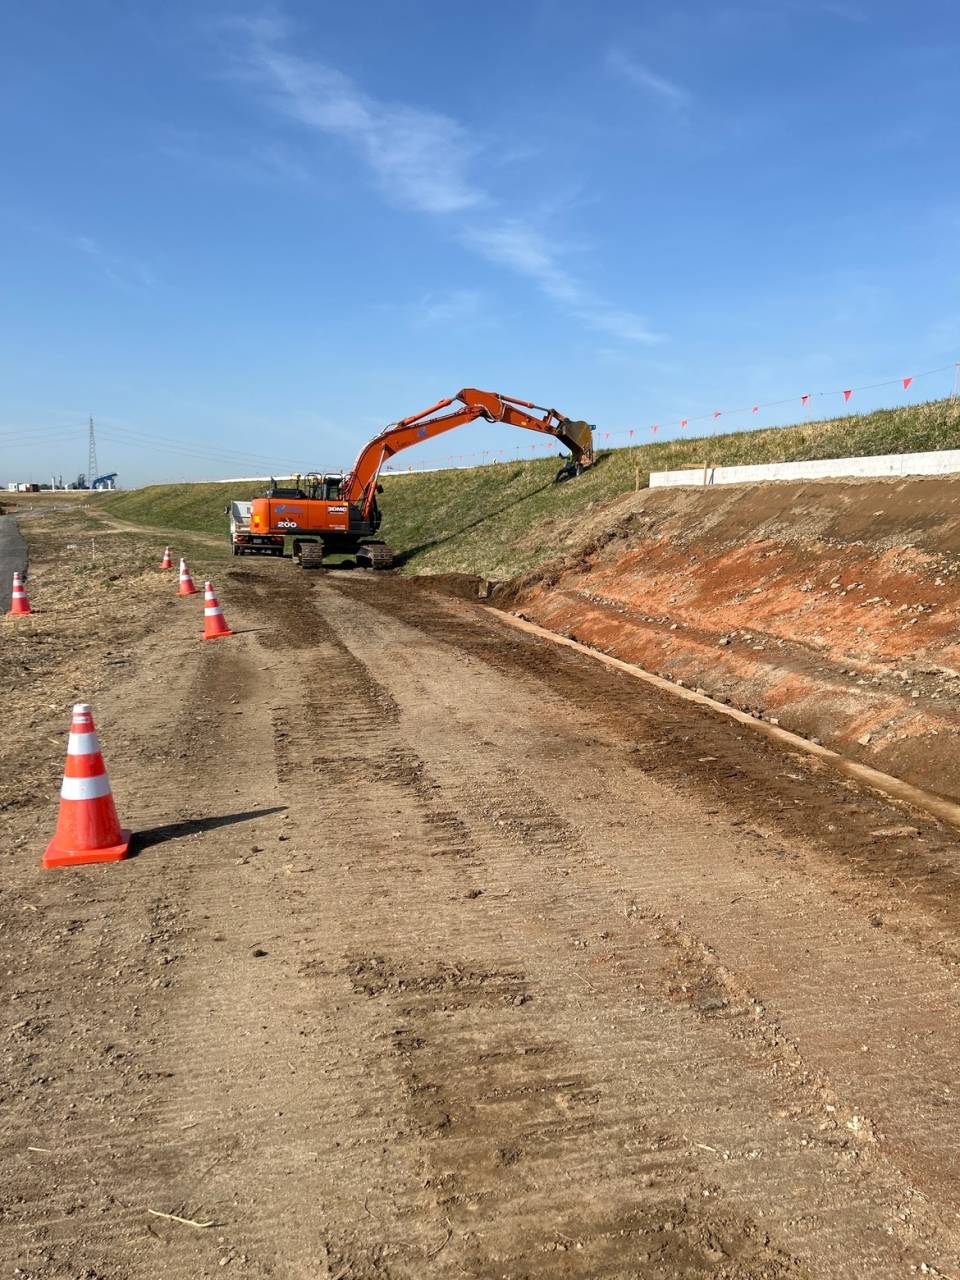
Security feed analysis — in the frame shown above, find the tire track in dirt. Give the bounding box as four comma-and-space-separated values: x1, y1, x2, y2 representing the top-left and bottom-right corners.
382, 578, 960, 969
314, 574, 960, 1275
7, 539, 960, 1278
241, 575, 809, 1277
5, 587, 294, 1278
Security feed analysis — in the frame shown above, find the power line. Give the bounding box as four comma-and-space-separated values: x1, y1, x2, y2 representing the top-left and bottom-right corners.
0, 420, 306, 470
95, 422, 305, 468
94, 429, 302, 472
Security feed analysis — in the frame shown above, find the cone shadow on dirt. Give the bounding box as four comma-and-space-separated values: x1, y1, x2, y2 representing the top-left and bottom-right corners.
131, 806, 286, 855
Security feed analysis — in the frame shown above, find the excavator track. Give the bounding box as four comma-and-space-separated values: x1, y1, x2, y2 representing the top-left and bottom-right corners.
356, 543, 394, 570
299, 541, 325, 570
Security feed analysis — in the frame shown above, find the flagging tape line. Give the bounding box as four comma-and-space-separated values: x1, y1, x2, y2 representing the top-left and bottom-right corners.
405, 359, 959, 465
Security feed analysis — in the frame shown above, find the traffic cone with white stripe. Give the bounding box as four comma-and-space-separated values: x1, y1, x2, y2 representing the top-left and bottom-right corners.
177, 558, 197, 596
43, 704, 131, 868
6, 571, 32, 616
160, 546, 173, 570
203, 581, 234, 639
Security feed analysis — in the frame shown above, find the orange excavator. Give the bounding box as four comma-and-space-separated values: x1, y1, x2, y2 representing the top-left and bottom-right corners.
248, 387, 595, 569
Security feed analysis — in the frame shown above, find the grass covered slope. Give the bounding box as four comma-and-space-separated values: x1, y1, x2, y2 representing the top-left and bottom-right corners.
101, 479, 269, 535
103, 397, 960, 577
380, 396, 960, 575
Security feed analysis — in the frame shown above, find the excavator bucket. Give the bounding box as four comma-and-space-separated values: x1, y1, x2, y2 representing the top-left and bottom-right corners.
554, 418, 595, 482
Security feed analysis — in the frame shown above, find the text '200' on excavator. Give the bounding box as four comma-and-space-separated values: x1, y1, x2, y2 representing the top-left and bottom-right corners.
246, 388, 596, 569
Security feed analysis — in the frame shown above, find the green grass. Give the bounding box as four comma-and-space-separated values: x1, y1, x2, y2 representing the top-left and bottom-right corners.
102, 397, 960, 578
101, 479, 269, 536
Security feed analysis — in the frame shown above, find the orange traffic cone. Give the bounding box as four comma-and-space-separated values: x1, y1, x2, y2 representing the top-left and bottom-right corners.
203, 581, 234, 639
178, 558, 197, 596
160, 546, 173, 570
6, 571, 32, 616
43, 704, 131, 868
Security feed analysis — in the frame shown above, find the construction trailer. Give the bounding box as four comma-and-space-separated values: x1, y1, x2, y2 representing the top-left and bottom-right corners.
229, 499, 284, 556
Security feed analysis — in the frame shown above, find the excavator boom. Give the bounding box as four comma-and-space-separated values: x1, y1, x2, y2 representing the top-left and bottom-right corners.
346, 388, 595, 517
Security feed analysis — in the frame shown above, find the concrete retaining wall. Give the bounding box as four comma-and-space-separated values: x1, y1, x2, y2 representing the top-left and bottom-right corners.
649, 448, 960, 489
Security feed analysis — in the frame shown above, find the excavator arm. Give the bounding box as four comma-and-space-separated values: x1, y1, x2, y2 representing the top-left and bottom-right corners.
345, 388, 595, 518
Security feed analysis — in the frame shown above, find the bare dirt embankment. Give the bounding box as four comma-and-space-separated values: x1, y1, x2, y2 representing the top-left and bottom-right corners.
501, 473, 960, 803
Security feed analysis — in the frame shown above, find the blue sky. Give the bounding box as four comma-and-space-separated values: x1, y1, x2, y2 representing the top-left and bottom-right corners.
1, 1, 958, 484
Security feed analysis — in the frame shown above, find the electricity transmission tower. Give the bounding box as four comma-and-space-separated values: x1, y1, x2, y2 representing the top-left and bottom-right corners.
88, 417, 98, 484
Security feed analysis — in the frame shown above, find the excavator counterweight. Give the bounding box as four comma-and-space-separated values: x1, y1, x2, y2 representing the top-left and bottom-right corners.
247, 388, 596, 569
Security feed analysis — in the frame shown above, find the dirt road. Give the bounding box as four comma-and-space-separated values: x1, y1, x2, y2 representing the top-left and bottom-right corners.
5, 521, 960, 1279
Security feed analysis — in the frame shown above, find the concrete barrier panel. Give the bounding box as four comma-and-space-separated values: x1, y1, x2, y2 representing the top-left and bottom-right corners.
649, 448, 960, 488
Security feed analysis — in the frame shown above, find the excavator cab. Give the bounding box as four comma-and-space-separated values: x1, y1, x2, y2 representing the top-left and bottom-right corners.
266, 478, 307, 499
266, 473, 344, 501
300, 473, 345, 501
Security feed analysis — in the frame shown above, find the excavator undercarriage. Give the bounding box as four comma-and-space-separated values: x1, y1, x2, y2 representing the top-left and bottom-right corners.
294, 540, 394, 571
355, 543, 395, 570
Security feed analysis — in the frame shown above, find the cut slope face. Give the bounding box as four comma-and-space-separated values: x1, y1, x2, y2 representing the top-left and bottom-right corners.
502, 473, 960, 802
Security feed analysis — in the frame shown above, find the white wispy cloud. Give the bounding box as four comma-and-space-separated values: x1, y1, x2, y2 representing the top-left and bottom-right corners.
74, 236, 157, 289
224, 15, 662, 345
415, 289, 485, 326
606, 49, 691, 107
161, 128, 315, 185
464, 222, 580, 304
465, 221, 661, 344
230, 17, 481, 214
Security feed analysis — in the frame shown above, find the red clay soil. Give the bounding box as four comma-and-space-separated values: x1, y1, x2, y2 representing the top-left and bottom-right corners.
502, 473, 960, 803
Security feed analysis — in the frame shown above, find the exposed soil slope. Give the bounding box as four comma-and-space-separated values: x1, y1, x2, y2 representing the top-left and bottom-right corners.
504, 472, 960, 803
